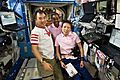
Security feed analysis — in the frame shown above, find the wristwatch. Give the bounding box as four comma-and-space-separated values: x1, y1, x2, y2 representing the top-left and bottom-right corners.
40, 59, 44, 63
59, 59, 62, 62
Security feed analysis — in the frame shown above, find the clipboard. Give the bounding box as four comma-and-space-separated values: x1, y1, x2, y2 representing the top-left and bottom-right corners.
65, 63, 78, 77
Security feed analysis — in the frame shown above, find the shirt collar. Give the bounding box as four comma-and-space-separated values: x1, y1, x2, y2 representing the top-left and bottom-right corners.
51, 22, 62, 28
61, 31, 73, 37
36, 26, 47, 29
36, 26, 45, 29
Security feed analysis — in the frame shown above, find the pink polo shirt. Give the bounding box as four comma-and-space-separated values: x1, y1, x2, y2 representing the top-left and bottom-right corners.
55, 32, 81, 54
48, 22, 62, 39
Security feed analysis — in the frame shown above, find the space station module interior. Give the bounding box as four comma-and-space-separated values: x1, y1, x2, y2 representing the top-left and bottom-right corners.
0, 0, 120, 80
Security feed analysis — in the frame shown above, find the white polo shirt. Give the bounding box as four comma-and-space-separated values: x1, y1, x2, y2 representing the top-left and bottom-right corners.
30, 26, 54, 59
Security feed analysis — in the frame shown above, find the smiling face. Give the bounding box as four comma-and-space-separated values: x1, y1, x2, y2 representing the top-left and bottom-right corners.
51, 13, 60, 27
35, 12, 47, 28
62, 22, 71, 36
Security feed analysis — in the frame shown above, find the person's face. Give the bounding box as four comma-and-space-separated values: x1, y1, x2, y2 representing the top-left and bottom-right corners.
62, 23, 71, 36
52, 14, 60, 27
35, 12, 47, 28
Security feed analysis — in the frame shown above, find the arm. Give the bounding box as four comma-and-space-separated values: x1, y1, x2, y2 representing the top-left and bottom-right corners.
77, 42, 84, 68
32, 45, 53, 71
77, 42, 84, 58
56, 46, 66, 68
56, 46, 61, 61
32, 45, 43, 62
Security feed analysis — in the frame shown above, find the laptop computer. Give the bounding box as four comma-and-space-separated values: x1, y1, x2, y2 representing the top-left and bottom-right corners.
99, 28, 120, 70
100, 28, 120, 56
0, 11, 17, 30
80, 2, 96, 23
0, 11, 27, 31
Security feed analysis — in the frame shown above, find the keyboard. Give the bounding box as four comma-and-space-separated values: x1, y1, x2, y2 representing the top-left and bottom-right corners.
100, 45, 120, 57
80, 14, 95, 23
99, 44, 120, 68
83, 32, 102, 43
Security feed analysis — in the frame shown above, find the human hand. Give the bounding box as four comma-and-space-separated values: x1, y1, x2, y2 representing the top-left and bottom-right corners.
42, 61, 53, 71
80, 61, 84, 68
60, 61, 66, 68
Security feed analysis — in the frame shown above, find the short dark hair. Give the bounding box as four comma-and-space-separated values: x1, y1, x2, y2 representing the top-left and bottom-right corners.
33, 9, 46, 20
51, 12, 59, 18
62, 20, 74, 31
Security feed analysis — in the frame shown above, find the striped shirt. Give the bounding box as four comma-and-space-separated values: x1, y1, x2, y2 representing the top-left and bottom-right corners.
30, 26, 54, 59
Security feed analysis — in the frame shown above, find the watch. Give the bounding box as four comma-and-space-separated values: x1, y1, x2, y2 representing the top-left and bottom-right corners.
40, 59, 43, 63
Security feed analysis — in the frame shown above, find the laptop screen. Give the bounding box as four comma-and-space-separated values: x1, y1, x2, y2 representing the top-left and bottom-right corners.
115, 14, 120, 29
0, 11, 18, 30
0, 11, 16, 26
109, 28, 120, 49
83, 2, 96, 14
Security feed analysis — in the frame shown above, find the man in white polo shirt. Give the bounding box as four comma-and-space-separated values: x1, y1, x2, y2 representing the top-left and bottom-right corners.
30, 9, 63, 80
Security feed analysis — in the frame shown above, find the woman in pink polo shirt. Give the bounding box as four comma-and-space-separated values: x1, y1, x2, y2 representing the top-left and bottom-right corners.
48, 12, 62, 60
55, 20, 92, 80
48, 12, 62, 41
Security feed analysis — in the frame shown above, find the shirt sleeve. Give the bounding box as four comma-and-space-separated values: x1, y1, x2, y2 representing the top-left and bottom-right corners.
30, 30, 39, 45
73, 32, 81, 43
48, 25, 50, 30
55, 36, 59, 47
